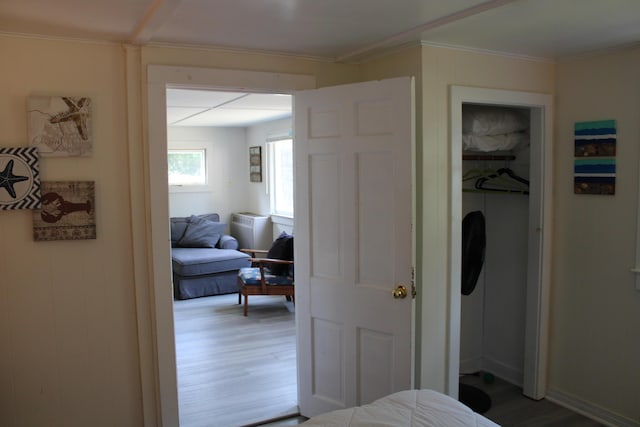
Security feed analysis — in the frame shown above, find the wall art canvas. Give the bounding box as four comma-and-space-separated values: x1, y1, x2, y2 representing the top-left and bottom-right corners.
33, 181, 96, 241
0, 147, 41, 210
28, 96, 93, 157
249, 146, 262, 182
574, 119, 616, 195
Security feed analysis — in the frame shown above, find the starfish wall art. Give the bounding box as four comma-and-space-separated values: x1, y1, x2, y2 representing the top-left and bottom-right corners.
28, 96, 93, 157
0, 147, 42, 210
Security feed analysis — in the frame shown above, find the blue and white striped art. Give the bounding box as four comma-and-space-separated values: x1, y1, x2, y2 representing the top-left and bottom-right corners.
574, 120, 616, 195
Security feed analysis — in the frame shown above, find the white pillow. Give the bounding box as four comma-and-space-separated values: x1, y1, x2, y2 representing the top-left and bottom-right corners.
463, 105, 529, 136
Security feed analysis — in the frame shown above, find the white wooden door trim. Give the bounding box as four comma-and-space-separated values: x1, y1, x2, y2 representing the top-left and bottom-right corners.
145, 65, 315, 426
449, 86, 553, 400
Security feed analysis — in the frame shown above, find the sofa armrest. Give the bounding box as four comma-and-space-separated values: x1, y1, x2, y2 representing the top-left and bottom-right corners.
218, 234, 239, 250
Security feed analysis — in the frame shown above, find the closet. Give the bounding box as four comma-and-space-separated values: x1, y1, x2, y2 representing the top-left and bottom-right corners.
460, 103, 531, 391
450, 86, 552, 401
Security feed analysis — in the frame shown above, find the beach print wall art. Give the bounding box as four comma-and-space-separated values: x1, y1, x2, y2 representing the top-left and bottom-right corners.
33, 181, 96, 241
28, 96, 93, 157
574, 119, 616, 195
0, 147, 42, 210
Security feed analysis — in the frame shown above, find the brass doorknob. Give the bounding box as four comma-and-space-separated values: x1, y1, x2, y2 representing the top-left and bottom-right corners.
392, 285, 407, 299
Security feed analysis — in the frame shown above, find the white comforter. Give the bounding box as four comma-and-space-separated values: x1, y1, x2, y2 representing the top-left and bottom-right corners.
301, 389, 500, 427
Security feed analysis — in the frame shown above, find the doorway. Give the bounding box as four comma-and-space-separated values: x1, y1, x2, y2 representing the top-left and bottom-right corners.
449, 86, 553, 400
146, 66, 316, 426
165, 88, 297, 425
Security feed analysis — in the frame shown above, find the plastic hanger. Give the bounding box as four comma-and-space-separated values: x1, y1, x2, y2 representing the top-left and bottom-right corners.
474, 167, 529, 194
462, 167, 497, 182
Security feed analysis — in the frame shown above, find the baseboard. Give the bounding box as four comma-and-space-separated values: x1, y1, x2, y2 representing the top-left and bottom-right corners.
546, 388, 639, 427
481, 356, 522, 387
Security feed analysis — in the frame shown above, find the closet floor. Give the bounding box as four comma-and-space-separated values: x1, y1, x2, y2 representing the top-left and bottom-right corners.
459, 375, 605, 426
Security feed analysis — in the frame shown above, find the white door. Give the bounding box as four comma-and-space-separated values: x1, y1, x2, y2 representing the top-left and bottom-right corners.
294, 77, 414, 417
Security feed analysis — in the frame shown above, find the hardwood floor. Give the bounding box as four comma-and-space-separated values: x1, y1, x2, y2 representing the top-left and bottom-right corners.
174, 294, 604, 427
174, 293, 298, 427
459, 374, 606, 426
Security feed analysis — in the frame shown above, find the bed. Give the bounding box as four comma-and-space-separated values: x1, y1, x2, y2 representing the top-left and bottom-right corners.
300, 389, 500, 426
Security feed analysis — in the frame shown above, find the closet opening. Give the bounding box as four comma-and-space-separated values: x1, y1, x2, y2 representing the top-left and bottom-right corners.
449, 86, 553, 402
460, 103, 531, 402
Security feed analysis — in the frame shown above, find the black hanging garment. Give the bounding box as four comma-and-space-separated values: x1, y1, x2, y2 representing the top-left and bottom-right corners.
461, 210, 486, 296
459, 210, 491, 414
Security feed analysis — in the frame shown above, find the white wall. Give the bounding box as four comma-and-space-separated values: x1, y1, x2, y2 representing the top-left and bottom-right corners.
244, 117, 292, 217
417, 45, 555, 393
0, 35, 143, 427
550, 47, 640, 423
167, 126, 247, 225
0, 33, 361, 427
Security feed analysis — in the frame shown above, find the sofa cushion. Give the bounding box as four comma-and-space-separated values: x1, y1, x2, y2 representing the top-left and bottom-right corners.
178, 215, 226, 248
170, 213, 220, 246
218, 234, 239, 250
172, 248, 251, 276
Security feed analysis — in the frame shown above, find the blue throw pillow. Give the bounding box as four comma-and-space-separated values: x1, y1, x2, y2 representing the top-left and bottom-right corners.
178, 215, 226, 248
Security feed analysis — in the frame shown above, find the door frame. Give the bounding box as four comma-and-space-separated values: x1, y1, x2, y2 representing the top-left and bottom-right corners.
448, 86, 553, 399
145, 65, 315, 426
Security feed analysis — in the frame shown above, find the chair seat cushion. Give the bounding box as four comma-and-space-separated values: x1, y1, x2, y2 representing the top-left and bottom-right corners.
238, 267, 294, 286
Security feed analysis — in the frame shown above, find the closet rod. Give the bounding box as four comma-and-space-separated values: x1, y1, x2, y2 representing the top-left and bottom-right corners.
463, 154, 516, 161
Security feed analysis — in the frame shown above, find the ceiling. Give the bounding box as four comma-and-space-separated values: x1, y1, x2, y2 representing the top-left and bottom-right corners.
3, 0, 640, 126
166, 90, 292, 127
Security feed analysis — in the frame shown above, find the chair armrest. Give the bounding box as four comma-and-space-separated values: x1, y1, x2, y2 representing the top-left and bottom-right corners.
249, 257, 294, 265
240, 248, 268, 257
249, 258, 295, 283
218, 234, 239, 250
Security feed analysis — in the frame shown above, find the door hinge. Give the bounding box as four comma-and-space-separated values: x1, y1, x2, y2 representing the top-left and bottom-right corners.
411, 266, 416, 298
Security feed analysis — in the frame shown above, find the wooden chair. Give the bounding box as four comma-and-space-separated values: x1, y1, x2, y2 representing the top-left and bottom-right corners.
237, 248, 294, 316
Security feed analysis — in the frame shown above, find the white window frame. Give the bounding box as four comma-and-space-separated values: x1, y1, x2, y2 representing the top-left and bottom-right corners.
167, 148, 207, 190
267, 132, 294, 218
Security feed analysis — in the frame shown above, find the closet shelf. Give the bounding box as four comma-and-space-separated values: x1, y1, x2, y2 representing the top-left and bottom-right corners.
463, 154, 516, 161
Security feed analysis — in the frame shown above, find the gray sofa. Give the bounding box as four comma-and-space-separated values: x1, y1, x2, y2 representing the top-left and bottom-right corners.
170, 213, 251, 299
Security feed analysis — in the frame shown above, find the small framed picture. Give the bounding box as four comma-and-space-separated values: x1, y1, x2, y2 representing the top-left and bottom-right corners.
0, 147, 41, 210
33, 181, 96, 241
28, 96, 93, 157
249, 146, 262, 182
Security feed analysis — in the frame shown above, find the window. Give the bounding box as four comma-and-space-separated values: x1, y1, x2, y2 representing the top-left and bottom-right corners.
268, 138, 293, 217
168, 149, 206, 186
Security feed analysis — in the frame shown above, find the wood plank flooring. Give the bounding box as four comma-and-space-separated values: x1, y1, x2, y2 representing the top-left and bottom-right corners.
459, 374, 606, 427
174, 293, 298, 427
174, 294, 604, 427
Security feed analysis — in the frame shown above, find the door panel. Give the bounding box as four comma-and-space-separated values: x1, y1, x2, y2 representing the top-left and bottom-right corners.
295, 77, 414, 417
357, 151, 395, 286
309, 154, 342, 279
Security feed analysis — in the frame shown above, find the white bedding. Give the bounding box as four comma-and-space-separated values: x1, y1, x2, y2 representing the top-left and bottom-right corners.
462, 132, 528, 152
462, 105, 529, 152
301, 389, 500, 427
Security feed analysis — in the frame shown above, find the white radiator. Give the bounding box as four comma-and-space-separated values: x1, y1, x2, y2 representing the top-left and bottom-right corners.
230, 213, 273, 250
